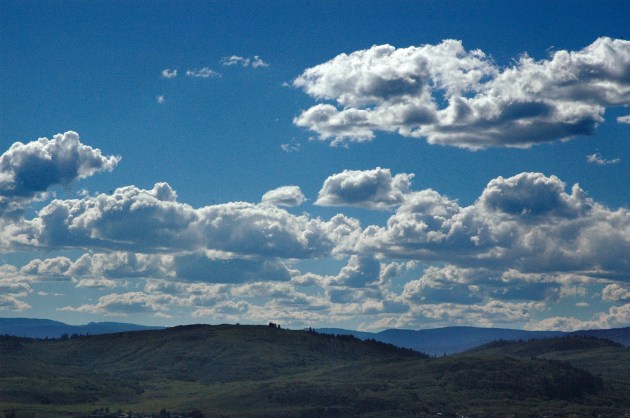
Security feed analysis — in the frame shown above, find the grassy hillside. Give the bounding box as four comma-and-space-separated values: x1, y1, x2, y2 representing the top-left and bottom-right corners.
1, 326, 629, 417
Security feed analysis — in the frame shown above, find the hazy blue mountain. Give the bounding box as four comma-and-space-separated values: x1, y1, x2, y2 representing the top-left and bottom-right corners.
316, 326, 630, 355
0, 317, 163, 338
3, 318, 628, 354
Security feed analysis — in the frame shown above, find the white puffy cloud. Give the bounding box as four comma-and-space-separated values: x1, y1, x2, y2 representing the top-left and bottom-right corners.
368, 300, 545, 330
413, 301, 545, 328
358, 172, 630, 277
402, 265, 569, 306
145, 279, 228, 306
68, 252, 170, 280
0, 295, 30, 311
526, 303, 630, 331
1, 249, 297, 287
261, 185, 306, 207
172, 253, 293, 283
587, 152, 620, 165
185, 67, 220, 78
0, 131, 120, 217
316, 168, 413, 210
479, 172, 587, 217
0, 278, 31, 297
330, 255, 381, 288
21, 256, 74, 281
294, 37, 630, 149
161, 69, 177, 79
60, 291, 179, 316
602, 283, 630, 302
14, 182, 360, 259
617, 115, 630, 123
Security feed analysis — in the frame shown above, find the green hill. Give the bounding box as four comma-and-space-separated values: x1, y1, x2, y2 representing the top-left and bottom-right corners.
1, 326, 629, 417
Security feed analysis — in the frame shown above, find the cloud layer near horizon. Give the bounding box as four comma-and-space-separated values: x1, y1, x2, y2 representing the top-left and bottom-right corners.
294, 37, 630, 149
1, 133, 629, 331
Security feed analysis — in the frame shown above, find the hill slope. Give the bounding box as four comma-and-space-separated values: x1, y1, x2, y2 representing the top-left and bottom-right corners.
2, 326, 629, 417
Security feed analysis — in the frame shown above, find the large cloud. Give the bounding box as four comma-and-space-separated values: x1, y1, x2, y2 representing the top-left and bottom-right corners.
14, 182, 360, 258
294, 37, 630, 149
316, 167, 413, 210
357, 172, 630, 277
0, 131, 120, 216
2, 250, 296, 287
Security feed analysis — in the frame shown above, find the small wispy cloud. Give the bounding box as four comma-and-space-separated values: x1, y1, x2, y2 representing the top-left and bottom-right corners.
221, 55, 269, 68
617, 115, 630, 124
185, 67, 220, 78
281, 141, 301, 153
161, 69, 177, 79
156, 95, 166, 104
251, 56, 269, 68
587, 152, 620, 165
222, 55, 249, 66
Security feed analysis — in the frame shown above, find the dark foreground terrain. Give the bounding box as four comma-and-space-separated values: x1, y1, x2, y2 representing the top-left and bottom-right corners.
1, 324, 629, 417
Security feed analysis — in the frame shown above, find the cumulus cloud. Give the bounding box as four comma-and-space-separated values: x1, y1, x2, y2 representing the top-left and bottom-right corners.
331, 255, 381, 288
0, 295, 30, 311
14, 182, 360, 258
156, 95, 165, 104
402, 265, 567, 306
526, 303, 630, 331
587, 152, 620, 165
617, 115, 630, 123
294, 37, 630, 149
1, 249, 298, 287
316, 168, 413, 210
414, 300, 544, 328
368, 300, 545, 330
357, 172, 630, 277
161, 69, 177, 79
602, 283, 630, 302
0, 131, 120, 217
261, 185, 306, 207
185, 67, 220, 78
21, 256, 74, 281
172, 253, 293, 283
60, 291, 178, 316
221, 55, 269, 68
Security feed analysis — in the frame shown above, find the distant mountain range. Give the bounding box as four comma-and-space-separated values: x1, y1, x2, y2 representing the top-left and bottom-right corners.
315, 326, 630, 355
2, 317, 628, 355
0, 317, 164, 338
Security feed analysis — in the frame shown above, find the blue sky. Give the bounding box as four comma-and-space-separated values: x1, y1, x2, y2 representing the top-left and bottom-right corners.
1, 0, 629, 331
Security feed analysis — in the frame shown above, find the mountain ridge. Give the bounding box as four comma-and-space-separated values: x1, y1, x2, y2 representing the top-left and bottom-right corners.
2, 317, 629, 356
0, 317, 164, 339
315, 325, 630, 355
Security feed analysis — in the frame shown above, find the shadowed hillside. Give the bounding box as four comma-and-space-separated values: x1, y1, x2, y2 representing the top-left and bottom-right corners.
1, 326, 629, 417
